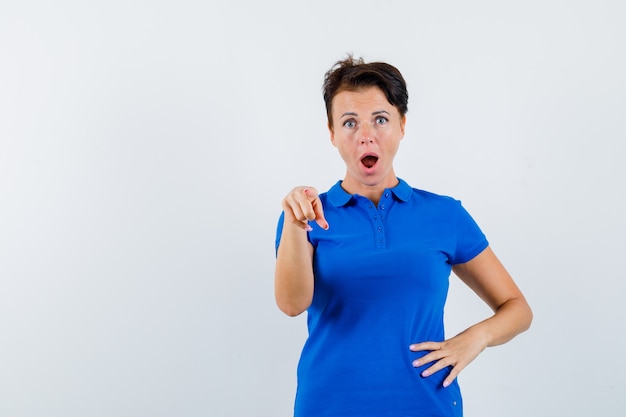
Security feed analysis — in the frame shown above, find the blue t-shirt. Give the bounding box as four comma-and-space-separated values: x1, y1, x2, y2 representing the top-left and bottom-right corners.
275, 179, 489, 417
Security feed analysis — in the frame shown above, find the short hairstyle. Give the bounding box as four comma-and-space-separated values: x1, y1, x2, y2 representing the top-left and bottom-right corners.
322, 56, 409, 128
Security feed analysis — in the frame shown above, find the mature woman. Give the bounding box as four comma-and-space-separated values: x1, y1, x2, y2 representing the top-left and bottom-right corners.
275, 56, 532, 417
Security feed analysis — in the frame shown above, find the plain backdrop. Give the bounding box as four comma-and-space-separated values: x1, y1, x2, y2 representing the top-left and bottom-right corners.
1, 1, 625, 416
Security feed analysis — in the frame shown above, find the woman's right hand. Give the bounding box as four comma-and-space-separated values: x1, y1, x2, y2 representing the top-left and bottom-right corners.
281, 187, 329, 231
276, 187, 327, 316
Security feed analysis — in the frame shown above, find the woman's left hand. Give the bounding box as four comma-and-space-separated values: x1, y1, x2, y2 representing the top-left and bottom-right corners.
409, 326, 489, 387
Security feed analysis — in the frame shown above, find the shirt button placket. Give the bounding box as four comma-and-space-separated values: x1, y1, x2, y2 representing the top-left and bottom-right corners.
374, 198, 387, 249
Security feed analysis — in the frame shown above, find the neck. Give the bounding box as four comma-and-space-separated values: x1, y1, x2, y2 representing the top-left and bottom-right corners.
341, 175, 399, 206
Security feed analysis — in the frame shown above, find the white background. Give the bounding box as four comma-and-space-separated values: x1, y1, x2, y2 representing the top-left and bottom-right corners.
1, 1, 624, 416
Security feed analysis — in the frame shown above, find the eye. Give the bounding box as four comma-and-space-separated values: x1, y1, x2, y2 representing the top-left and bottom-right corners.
343, 119, 357, 128
375, 116, 388, 125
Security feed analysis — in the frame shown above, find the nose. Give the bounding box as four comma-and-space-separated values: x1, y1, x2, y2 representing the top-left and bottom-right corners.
359, 124, 375, 144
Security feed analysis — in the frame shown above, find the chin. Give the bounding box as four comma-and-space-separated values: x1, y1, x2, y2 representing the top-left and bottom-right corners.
359, 175, 386, 187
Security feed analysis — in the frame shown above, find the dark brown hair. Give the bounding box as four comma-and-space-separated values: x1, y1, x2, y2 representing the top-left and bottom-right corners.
322, 55, 409, 128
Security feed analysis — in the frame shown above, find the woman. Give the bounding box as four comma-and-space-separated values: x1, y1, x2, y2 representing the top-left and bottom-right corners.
275, 56, 532, 417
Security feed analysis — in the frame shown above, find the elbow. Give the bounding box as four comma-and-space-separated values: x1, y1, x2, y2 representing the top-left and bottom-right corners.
274, 275, 313, 317
276, 300, 308, 317
275, 292, 311, 317
279, 305, 307, 317
523, 302, 534, 331
495, 296, 534, 335
511, 297, 533, 333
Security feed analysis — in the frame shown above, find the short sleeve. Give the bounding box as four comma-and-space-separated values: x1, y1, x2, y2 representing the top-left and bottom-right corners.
275, 212, 285, 254
450, 201, 489, 265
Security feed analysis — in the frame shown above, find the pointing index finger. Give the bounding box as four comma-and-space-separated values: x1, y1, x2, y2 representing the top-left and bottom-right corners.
303, 188, 329, 230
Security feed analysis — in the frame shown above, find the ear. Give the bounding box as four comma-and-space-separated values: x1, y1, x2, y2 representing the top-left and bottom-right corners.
328, 123, 337, 146
400, 116, 406, 138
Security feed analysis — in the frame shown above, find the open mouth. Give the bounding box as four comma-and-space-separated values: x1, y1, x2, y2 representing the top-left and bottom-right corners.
361, 155, 379, 168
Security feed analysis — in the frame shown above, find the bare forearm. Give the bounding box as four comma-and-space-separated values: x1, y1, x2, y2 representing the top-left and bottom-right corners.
274, 224, 315, 317
452, 247, 533, 348
468, 297, 533, 348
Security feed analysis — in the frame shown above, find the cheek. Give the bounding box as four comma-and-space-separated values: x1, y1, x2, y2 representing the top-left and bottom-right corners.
382, 136, 402, 155
335, 143, 357, 163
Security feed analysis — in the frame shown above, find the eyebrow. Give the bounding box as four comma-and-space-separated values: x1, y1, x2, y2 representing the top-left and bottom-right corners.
340, 110, 390, 118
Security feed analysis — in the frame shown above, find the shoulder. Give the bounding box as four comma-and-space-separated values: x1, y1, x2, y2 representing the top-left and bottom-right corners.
402, 181, 460, 209
395, 179, 470, 220
411, 188, 456, 202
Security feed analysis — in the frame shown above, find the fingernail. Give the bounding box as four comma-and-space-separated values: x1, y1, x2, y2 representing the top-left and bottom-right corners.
443, 380, 450, 388
305, 225, 313, 232
412, 360, 420, 367
421, 370, 430, 377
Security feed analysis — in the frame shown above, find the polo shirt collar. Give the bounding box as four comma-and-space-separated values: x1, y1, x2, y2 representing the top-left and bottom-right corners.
327, 178, 412, 207
390, 178, 412, 202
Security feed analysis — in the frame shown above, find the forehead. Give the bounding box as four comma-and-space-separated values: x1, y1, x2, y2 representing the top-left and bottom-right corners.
332, 86, 394, 114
